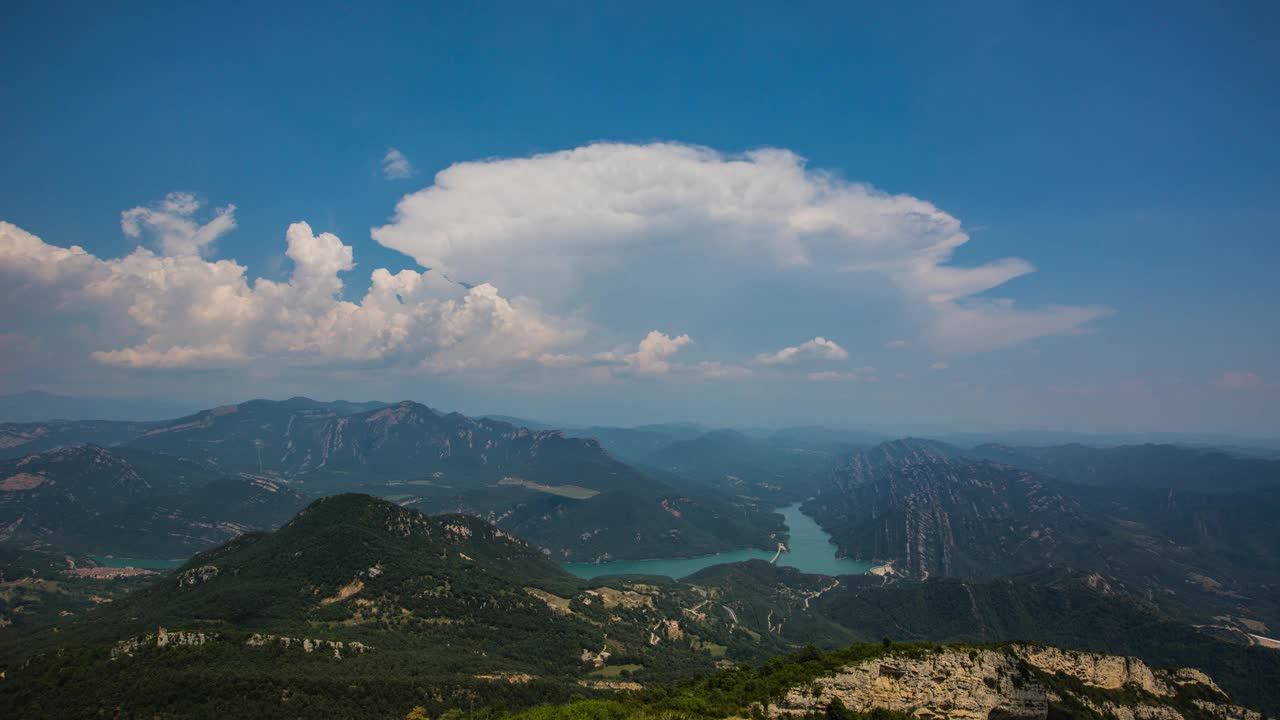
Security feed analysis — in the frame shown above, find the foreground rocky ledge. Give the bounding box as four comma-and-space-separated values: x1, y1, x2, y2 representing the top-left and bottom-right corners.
768, 644, 1259, 720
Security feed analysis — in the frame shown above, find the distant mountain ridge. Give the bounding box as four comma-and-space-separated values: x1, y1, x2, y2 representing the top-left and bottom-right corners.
120, 398, 781, 561
0, 419, 158, 460
131, 399, 579, 483
0, 445, 306, 556
807, 438, 1280, 635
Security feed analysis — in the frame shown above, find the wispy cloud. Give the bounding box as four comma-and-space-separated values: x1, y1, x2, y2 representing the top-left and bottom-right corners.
1212, 370, 1262, 391
699, 361, 753, 379
807, 367, 876, 383
382, 148, 414, 180
755, 337, 848, 365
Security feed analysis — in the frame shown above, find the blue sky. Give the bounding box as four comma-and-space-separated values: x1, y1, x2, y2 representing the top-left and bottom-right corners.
1, 2, 1277, 434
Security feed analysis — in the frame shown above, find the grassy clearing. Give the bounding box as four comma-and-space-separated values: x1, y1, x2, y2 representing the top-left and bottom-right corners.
590, 664, 643, 678
498, 477, 599, 500
525, 587, 572, 613
691, 639, 727, 657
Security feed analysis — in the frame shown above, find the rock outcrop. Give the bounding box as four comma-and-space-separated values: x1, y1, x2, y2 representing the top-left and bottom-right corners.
770, 648, 1044, 719
767, 645, 1258, 720
110, 627, 373, 661
111, 627, 216, 658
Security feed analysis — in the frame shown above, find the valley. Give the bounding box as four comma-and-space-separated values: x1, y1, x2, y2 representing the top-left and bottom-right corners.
562, 503, 874, 580
1, 398, 1279, 719
6, 9, 1276, 718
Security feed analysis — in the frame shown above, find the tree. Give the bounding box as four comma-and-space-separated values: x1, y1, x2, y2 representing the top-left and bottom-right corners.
826, 698, 853, 720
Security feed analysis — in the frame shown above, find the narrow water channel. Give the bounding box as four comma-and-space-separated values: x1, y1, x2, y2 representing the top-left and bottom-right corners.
560, 502, 872, 579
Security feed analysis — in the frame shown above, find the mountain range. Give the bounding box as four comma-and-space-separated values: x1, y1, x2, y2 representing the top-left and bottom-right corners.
1, 398, 781, 563
2, 494, 1277, 718
2, 398, 1279, 718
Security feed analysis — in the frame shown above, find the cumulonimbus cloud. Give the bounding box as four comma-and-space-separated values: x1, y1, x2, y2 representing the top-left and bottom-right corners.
372, 142, 1110, 354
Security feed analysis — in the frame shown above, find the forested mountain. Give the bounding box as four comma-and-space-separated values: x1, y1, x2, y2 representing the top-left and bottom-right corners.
0, 445, 307, 556
2, 496, 1276, 718
125, 398, 780, 561
3, 402, 1279, 718
0, 494, 785, 718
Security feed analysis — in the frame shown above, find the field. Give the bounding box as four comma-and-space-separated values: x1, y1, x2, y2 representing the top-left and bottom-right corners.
498, 477, 600, 499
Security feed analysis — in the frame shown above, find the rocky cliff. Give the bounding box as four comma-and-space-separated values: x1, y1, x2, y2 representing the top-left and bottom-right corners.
768, 645, 1260, 720
805, 440, 1093, 580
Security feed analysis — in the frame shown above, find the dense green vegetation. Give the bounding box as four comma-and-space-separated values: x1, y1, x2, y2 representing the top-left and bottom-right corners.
0, 444, 307, 557
0, 546, 158, 629
0, 495, 782, 718
2, 494, 1278, 718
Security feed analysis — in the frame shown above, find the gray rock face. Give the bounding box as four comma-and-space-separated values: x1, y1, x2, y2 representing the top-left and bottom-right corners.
770, 648, 1045, 719
767, 646, 1258, 720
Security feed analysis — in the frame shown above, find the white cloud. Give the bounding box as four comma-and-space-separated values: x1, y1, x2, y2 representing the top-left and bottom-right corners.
382, 148, 414, 180
927, 298, 1111, 354
120, 192, 236, 257
754, 337, 849, 365
698, 361, 753, 379
623, 331, 691, 375
0, 212, 576, 374
929, 361, 949, 370
1212, 371, 1261, 391
885, 339, 909, 349
372, 142, 1108, 353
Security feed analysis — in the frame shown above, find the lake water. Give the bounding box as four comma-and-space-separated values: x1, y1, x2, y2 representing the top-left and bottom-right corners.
560, 503, 873, 580
90, 555, 187, 570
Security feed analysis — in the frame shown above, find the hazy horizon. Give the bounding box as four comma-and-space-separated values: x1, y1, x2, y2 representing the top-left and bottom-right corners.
3, 390, 1277, 446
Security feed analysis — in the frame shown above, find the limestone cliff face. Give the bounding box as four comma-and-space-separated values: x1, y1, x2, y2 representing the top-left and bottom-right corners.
768, 645, 1259, 720
771, 648, 1044, 719
805, 440, 1090, 581
1012, 646, 1169, 696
